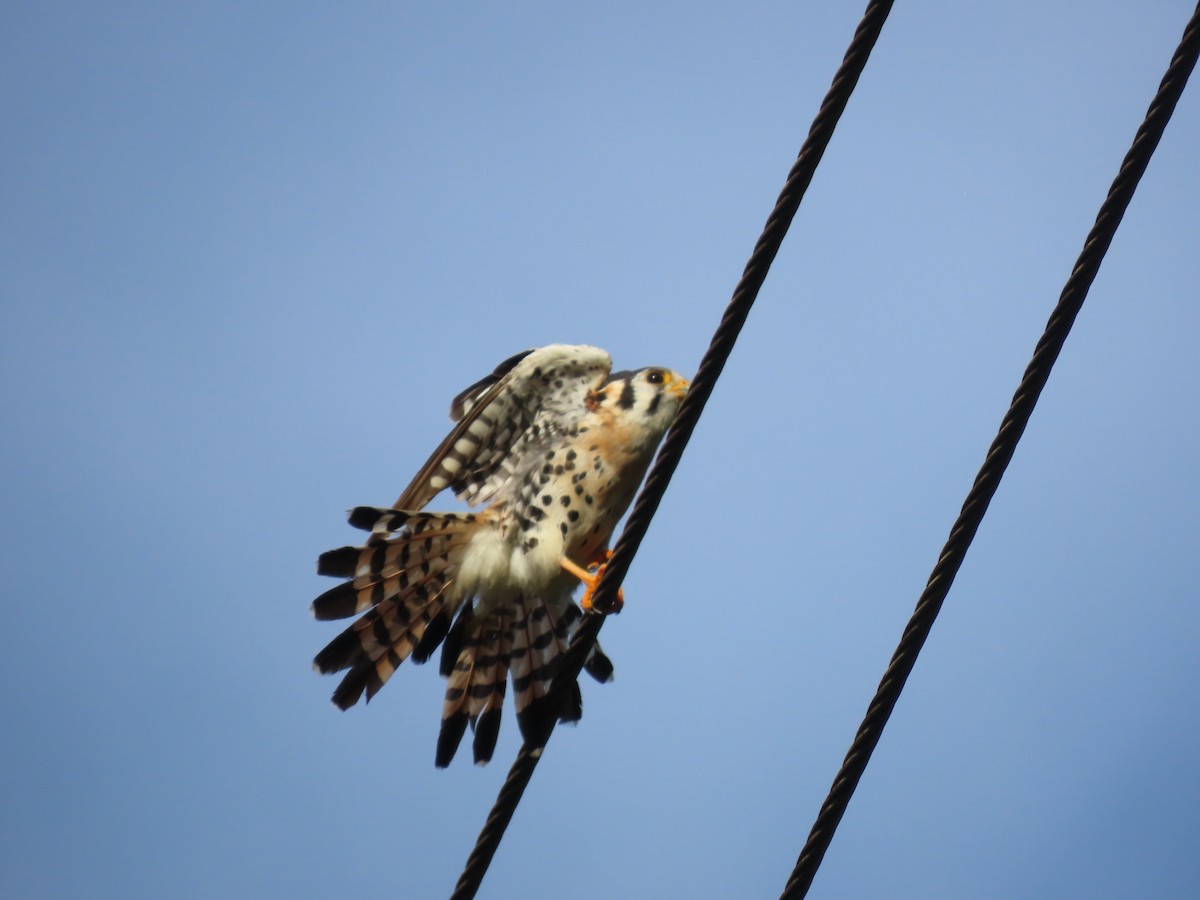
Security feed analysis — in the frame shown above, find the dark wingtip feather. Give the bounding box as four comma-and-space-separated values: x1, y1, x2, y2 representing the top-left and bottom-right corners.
436, 713, 469, 768
313, 627, 363, 674
347, 506, 388, 531
317, 546, 360, 578
517, 696, 561, 747
412, 610, 451, 664
583, 646, 615, 684
518, 681, 586, 746
330, 667, 368, 710
440, 605, 473, 677
311, 582, 360, 621
559, 682, 583, 724
473, 710, 502, 765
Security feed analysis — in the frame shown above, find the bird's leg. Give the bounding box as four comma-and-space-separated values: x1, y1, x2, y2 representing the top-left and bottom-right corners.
559, 549, 624, 614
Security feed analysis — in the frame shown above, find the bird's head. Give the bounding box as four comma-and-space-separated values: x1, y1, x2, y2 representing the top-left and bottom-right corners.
592, 366, 689, 440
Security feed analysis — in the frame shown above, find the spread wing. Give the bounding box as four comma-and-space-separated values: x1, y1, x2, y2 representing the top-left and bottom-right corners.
394, 344, 612, 510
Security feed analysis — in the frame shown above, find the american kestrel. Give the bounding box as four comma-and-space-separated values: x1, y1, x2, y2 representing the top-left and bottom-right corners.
312, 344, 688, 767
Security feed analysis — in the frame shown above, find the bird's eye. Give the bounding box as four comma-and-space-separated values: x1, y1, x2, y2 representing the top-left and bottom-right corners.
646, 370, 665, 385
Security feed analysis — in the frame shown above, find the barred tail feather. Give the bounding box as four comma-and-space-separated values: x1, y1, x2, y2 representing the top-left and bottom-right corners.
312, 507, 478, 710
511, 596, 581, 746
437, 595, 586, 767
411, 609, 451, 664
312, 508, 475, 622
314, 507, 619, 766
437, 605, 476, 768
437, 606, 514, 768
469, 616, 511, 765
323, 592, 447, 710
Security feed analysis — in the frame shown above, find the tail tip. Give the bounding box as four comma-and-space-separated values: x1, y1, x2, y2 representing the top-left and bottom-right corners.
347, 506, 388, 531
317, 546, 360, 578
436, 712, 469, 768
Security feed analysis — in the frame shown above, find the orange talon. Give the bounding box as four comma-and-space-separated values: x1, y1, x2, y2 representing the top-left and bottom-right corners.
559, 553, 624, 614
583, 547, 614, 567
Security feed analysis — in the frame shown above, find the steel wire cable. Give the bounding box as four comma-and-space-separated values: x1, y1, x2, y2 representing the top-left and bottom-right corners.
780, 4, 1200, 897
449, 2, 897, 897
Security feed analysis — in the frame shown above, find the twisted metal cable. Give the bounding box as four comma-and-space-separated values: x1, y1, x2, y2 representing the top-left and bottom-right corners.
450, 2, 897, 897
780, 5, 1200, 897
590, 0, 896, 614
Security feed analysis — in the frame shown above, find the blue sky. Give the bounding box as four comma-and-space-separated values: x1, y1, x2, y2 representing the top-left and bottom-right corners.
2, 3, 1198, 898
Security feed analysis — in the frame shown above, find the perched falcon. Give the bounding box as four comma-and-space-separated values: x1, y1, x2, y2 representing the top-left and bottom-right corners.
312, 344, 688, 767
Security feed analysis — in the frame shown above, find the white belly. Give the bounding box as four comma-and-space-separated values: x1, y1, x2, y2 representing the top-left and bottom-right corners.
454, 521, 565, 607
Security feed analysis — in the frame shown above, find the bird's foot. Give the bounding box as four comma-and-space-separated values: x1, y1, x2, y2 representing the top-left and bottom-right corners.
559, 552, 624, 614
